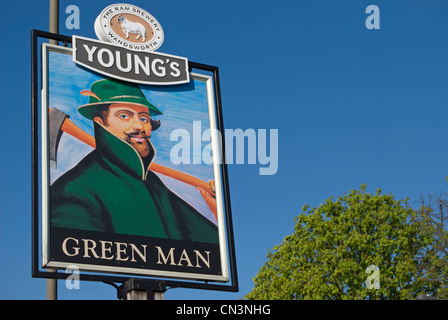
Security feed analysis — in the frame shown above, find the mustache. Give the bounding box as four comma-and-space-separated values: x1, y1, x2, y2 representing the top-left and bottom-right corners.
123, 131, 151, 140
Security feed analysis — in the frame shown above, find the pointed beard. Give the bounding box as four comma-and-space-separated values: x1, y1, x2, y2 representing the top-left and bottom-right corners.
123, 132, 151, 158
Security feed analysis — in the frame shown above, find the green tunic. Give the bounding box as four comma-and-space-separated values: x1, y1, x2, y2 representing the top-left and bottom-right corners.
50, 122, 218, 244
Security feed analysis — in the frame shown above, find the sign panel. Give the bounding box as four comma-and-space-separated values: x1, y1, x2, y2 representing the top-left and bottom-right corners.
39, 42, 229, 282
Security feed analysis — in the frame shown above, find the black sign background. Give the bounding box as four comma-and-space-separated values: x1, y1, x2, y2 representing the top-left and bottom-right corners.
50, 227, 222, 276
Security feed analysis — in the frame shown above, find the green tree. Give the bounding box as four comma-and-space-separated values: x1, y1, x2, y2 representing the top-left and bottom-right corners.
414, 191, 448, 299
245, 185, 443, 300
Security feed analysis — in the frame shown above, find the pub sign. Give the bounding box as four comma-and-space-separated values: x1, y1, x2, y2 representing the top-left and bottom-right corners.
32, 3, 237, 289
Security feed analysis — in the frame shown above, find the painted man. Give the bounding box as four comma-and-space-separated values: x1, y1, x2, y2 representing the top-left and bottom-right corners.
50, 78, 218, 244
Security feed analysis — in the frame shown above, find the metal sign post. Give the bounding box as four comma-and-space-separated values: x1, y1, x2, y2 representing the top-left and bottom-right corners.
119, 279, 166, 300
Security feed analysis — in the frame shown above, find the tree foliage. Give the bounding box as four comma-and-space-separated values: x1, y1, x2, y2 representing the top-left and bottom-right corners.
245, 185, 447, 300
414, 191, 448, 298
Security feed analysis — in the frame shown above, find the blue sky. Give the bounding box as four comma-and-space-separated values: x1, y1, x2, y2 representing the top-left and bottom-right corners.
1, 0, 448, 300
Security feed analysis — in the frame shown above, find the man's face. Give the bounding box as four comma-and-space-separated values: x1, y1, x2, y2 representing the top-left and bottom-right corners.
94, 103, 153, 158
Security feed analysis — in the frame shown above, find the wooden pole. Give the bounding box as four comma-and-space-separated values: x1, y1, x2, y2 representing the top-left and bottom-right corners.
47, 0, 59, 300
46, 268, 57, 300
125, 290, 165, 300
49, 0, 59, 44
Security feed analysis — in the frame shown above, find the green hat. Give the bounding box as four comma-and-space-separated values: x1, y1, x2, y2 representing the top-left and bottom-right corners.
78, 78, 162, 120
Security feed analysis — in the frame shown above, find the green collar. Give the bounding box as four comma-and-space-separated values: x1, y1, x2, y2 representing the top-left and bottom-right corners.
93, 122, 156, 181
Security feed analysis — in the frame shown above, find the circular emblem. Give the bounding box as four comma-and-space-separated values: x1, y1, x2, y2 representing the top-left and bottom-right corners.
94, 3, 164, 52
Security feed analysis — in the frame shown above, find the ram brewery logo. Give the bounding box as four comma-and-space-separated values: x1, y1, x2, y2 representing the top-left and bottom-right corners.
94, 3, 164, 52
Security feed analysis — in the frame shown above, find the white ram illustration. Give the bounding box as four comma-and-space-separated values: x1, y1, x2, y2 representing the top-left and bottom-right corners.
117, 15, 147, 41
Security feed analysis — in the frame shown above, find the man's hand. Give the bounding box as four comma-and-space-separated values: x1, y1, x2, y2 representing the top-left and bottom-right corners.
197, 181, 217, 221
